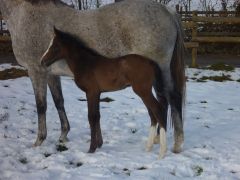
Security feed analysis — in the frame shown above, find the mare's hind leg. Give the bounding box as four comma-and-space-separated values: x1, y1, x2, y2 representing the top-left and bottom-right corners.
162, 68, 184, 153
86, 92, 101, 153
48, 75, 70, 143
170, 91, 184, 153
29, 70, 48, 146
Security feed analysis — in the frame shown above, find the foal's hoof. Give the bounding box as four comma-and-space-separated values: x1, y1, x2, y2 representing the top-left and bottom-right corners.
145, 145, 153, 152
158, 152, 166, 160
154, 135, 160, 144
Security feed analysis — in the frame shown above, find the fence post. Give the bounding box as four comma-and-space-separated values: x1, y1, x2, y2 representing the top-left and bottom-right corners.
191, 11, 198, 68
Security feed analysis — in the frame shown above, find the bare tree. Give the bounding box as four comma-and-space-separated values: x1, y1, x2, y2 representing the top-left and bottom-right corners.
96, 0, 101, 8
234, 0, 240, 16
155, 0, 172, 5
71, 0, 99, 10
221, 0, 230, 10
178, 0, 192, 11
199, 0, 219, 11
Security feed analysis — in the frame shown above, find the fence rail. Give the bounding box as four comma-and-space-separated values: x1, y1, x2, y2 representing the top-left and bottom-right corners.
181, 11, 240, 67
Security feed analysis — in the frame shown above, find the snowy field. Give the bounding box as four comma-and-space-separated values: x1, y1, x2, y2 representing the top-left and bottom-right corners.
0, 64, 240, 179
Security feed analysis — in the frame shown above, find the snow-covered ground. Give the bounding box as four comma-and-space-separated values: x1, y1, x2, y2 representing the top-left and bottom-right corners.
0, 64, 240, 179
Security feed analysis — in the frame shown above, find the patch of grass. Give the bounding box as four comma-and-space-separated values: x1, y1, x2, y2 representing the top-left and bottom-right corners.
204, 157, 212, 160
137, 166, 147, 170
44, 152, 52, 158
205, 63, 235, 72
19, 157, 28, 164
76, 162, 83, 167
0, 68, 28, 80
0, 112, 9, 122
203, 124, 210, 128
197, 74, 233, 82
69, 161, 83, 167
123, 168, 131, 176
130, 128, 137, 134
196, 79, 207, 83
192, 165, 203, 176
100, 97, 115, 102
56, 144, 68, 152
78, 97, 115, 103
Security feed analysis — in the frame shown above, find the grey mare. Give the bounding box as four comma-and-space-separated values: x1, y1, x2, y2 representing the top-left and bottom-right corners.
0, 0, 185, 153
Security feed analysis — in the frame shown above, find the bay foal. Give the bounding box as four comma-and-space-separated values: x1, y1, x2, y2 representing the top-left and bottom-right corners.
41, 28, 167, 159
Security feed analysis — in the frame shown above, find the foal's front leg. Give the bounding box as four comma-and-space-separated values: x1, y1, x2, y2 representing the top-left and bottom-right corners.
86, 92, 101, 153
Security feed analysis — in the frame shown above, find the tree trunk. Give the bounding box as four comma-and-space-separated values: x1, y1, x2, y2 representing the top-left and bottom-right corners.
78, 0, 82, 10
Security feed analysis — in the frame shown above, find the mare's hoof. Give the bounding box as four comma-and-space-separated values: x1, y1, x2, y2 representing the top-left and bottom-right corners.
88, 147, 97, 153
33, 137, 45, 147
59, 136, 69, 143
97, 140, 103, 148
172, 146, 182, 154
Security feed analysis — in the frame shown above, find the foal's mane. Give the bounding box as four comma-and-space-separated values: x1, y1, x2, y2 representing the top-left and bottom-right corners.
55, 29, 102, 58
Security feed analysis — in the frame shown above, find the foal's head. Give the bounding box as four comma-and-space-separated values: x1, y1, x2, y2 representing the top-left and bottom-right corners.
41, 27, 67, 67
41, 27, 101, 67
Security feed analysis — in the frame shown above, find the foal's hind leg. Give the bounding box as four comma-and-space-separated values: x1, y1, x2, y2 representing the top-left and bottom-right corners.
142, 94, 167, 159
146, 108, 157, 152
48, 75, 70, 143
153, 95, 168, 144
153, 69, 168, 144
29, 70, 48, 146
132, 86, 167, 159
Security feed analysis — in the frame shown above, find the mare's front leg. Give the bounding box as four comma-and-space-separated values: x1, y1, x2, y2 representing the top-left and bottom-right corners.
29, 69, 48, 146
86, 92, 101, 153
48, 75, 70, 143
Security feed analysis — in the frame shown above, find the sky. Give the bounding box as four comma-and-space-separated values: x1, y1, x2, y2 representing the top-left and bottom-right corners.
63, 0, 238, 11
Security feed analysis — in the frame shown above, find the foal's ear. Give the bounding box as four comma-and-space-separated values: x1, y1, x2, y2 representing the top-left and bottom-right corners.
53, 26, 60, 36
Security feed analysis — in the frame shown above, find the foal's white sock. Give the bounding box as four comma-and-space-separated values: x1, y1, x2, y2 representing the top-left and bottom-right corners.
159, 127, 167, 159
146, 126, 157, 152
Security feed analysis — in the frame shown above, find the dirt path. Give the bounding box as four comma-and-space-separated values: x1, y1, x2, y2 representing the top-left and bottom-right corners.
0, 54, 18, 65
186, 54, 240, 67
